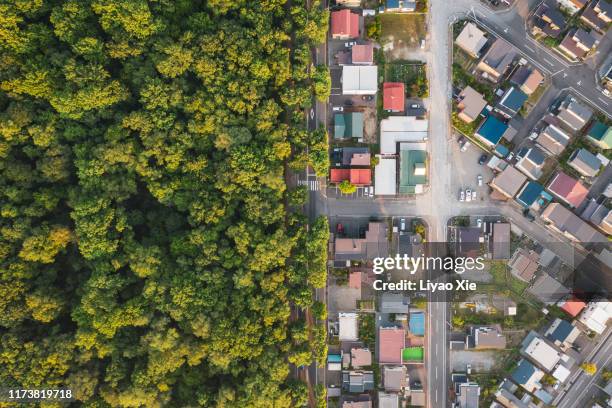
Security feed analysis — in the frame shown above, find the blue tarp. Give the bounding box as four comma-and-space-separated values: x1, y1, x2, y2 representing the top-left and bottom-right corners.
328, 354, 342, 363
409, 312, 425, 336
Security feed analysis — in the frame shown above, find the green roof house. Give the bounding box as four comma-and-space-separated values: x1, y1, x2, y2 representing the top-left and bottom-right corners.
399, 150, 427, 194
586, 121, 612, 150
334, 112, 364, 140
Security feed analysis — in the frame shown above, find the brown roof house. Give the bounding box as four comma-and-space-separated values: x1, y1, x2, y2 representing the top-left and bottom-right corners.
378, 327, 405, 364
510, 66, 544, 95
558, 28, 599, 60
383, 365, 407, 392
509, 248, 540, 282
490, 166, 528, 199
580, 0, 612, 33
492, 222, 511, 259
477, 39, 517, 82
351, 348, 372, 369
352, 43, 374, 65
455, 22, 488, 58
542, 203, 607, 243
568, 148, 602, 177
536, 123, 571, 156
468, 325, 507, 349
334, 222, 389, 263
456, 86, 488, 123
556, 94, 594, 132
547, 171, 589, 208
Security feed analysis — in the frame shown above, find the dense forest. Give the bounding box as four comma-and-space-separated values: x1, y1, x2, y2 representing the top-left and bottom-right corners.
0, 0, 329, 406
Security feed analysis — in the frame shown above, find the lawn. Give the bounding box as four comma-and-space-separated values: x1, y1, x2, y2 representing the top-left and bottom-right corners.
386, 62, 428, 97
380, 13, 426, 49
402, 347, 424, 362
488, 261, 528, 295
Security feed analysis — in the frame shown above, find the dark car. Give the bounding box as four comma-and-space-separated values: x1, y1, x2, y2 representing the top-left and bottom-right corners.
478, 154, 488, 165
458, 136, 466, 145
345, 100, 354, 106
522, 209, 535, 221
361, 95, 373, 101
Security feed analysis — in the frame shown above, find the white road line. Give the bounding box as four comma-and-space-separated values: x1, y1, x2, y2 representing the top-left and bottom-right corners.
598, 97, 609, 105
525, 44, 535, 52
543, 58, 555, 66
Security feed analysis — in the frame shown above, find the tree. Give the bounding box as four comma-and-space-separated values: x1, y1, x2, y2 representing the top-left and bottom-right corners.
338, 180, 356, 194
581, 362, 597, 375
312, 65, 331, 101
452, 315, 465, 329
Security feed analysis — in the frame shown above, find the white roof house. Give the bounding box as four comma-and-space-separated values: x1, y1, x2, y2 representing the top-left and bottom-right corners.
342, 65, 378, 95
375, 156, 397, 196
552, 364, 571, 382
339, 312, 359, 341
524, 337, 561, 371
579, 302, 612, 334
380, 116, 429, 154
378, 392, 399, 408
455, 22, 488, 57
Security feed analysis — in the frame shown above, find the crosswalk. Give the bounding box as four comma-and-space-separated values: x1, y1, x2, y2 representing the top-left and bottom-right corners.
298, 179, 320, 191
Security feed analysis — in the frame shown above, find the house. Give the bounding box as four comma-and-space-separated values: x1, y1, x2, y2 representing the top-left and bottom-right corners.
339, 312, 359, 341
457, 86, 487, 123
516, 181, 548, 209
586, 121, 612, 149
456, 382, 480, 408
509, 66, 544, 95
477, 39, 517, 82
410, 389, 426, 406
383, 365, 407, 391
329, 168, 372, 185
380, 116, 428, 154
496, 87, 528, 118
332, 147, 370, 167
556, 95, 593, 131
580, 0, 612, 33
409, 312, 425, 336
558, 296, 587, 317
342, 66, 378, 95
536, 123, 571, 155
599, 211, 612, 234
578, 301, 612, 334
455, 227, 482, 257
558, 28, 598, 60
568, 148, 602, 177
334, 222, 389, 262
523, 335, 562, 371
336, 0, 362, 8
600, 53, 612, 91
582, 200, 611, 233
385, 0, 417, 12
383, 82, 405, 112
378, 393, 399, 408
557, 0, 587, 14
455, 22, 488, 58
342, 400, 372, 408
375, 157, 397, 195
511, 359, 545, 393
342, 371, 375, 393
545, 318, 581, 349
468, 325, 507, 349
509, 248, 540, 282
541, 203, 607, 243
351, 43, 374, 65
331, 9, 360, 39
515, 147, 546, 180
378, 327, 405, 364
490, 166, 528, 199
547, 171, 589, 207
533, 2, 567, 37
350, 348, 372, 368
399, 146, 428, 194
334, 112, 364, 139
380, 292, 410, 314
492, 222, 511, 259
475, 115, 508, 146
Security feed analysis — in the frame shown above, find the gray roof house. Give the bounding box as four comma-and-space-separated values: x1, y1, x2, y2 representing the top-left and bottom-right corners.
383, 365, 407, 392
541, 203, 607, 244
516, 146, 546, 180
457, 382, 480, 408
568, 148, 602, 177
536, 123, 571, 155
455, 22, 488, 58
556, 95, 593, 131
342, 371, 374, 393
380, 292, 410, 314
476, 39, 517, 82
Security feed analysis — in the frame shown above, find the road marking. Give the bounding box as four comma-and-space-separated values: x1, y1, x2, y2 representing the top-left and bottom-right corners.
543, 58, 555, 66
598, 97, 609, 105
577, 80, 581, 86
525, 44, 535, 52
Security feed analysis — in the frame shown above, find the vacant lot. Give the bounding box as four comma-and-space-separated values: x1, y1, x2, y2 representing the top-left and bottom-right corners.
386, 62, 428, 97
380, 14, 426, 54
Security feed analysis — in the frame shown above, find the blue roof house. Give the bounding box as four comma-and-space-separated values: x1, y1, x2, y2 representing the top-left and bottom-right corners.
475, 116, 508, 147
409, 312, 425, 336
511, 359, 544, 393
515, 181, 544, 208
496, 87, 528, 118
544, 318, 580, 348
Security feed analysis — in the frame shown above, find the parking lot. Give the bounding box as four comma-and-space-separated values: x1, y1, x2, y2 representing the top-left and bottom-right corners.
450, 133, 495, 204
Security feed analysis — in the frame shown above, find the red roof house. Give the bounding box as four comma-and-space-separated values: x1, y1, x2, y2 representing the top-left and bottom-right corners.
378, 327, 405, 364
547, 171, 589, 208
331, 10, 359, 39
383, 82, 405, 112
350, 168, 372, 185
559, 297, 586, 317
330, 168, 350, 183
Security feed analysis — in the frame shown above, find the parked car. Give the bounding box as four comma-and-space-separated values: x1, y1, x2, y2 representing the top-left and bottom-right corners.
420, 39, 425, 49
467, 364, 472, 375
344, 41, 356, 47
603, 89, 611, 97
507, 152, 515, 162
522, 209, 535, 221
410, 103, 420, 109
361, 95, 373, 101
477, 175, 483, 186
345, 100, 354, 106
472, 190, 477, 201
476, 219, 482, 228
458, 136, 466, 145
459, 190, 465, 202
460, 141, 471, 152
368, 186, 374, 197
478, 154, 488, 165
336, 223, 344, 234
465, 189, 472, 202
400, 218, 406, 231
332, 106, 344, 112
528, 131, 538, 141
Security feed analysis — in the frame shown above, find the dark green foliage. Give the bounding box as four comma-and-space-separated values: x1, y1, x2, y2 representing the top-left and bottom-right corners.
0, 0, 328, 406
